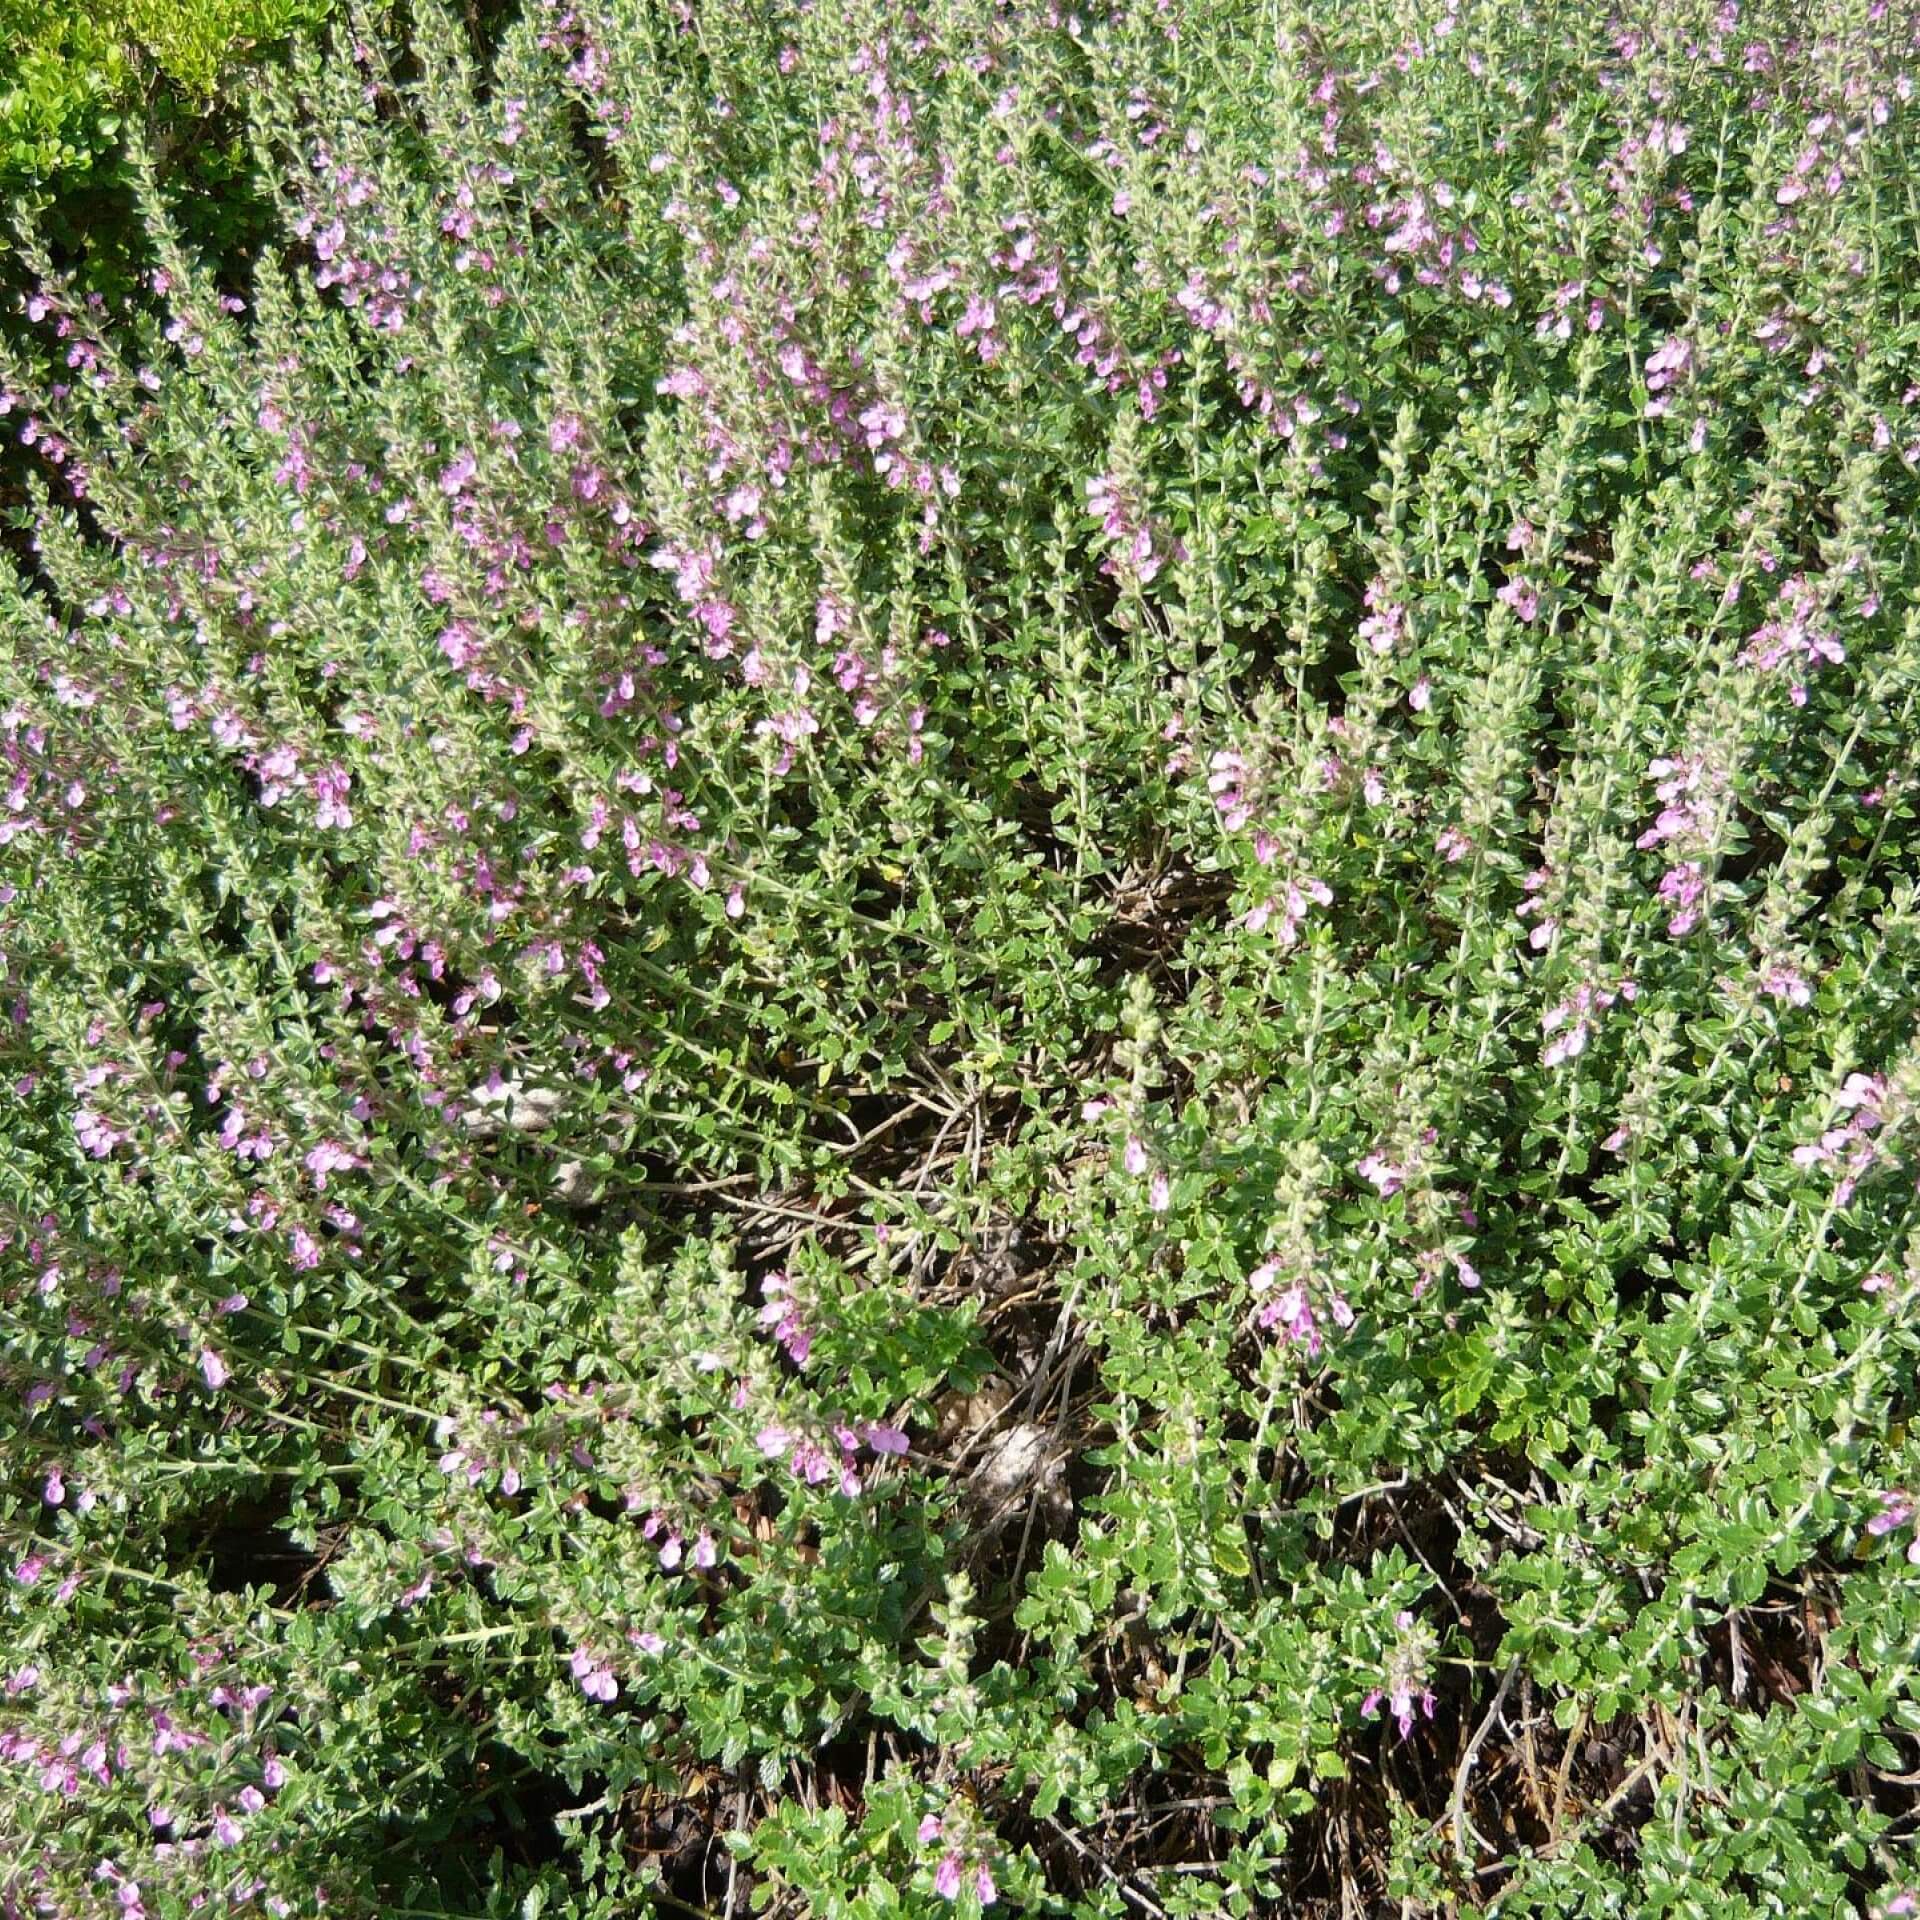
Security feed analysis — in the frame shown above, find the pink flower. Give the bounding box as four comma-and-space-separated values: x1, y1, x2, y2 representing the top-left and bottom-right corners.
304, 1139, 364, 1190
311, 763, 354, 831
1762, 966, 1812, 1007
934, 1855, 964, 1900
1391, 1686, 1436, 1737
1248, 872, 1334, 945
1644, 333, 1693, 398
1868, 1490, 1914, 1536
1496, 576, 1539, 622
570, 1646, 617, 1701
1742, 574, 1844, 694
1657, 861, 1706, 937
1357, 1153, 1406, 1198
1358, 579, 1405, 653
759, 1272, 814, 1366
200, 1349, 230, 1391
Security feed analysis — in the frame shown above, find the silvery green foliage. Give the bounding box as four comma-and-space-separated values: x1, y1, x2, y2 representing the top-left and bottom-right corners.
5, 0, 1920, 1914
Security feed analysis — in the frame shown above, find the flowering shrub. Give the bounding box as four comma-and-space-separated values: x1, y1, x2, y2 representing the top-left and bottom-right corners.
6, 0, 1920, 1913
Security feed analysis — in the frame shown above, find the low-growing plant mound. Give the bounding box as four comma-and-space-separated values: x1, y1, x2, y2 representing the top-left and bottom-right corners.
6, 0, 1920, 1914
